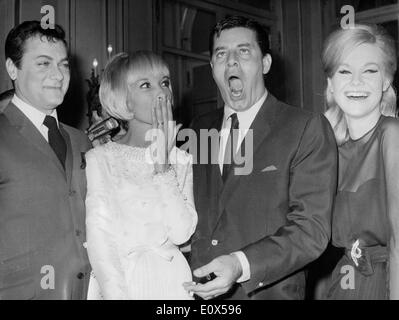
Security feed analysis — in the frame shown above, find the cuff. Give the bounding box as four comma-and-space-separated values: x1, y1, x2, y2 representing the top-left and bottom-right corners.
231, 251, 250, 283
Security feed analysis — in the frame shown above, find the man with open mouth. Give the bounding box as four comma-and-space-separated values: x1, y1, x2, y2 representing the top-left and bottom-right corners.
185, 15, 338, 300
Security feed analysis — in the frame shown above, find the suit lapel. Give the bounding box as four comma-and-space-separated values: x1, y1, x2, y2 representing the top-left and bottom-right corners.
215, 94, 279, 230
4, 103, 66, 178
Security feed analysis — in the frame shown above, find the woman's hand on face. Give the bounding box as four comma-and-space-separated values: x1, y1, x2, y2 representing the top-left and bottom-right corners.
151, 96, 182, 174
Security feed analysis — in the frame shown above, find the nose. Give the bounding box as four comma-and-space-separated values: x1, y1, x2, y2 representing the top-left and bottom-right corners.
351, 71, 364, 86
155, 86, 171, 101
226, 51, 239, 67
50, 64, 64, 81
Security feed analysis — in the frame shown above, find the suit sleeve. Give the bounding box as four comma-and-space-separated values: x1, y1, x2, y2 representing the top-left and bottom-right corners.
241, 114, 337, 293
382, 121, 399, 299
85, 151, 128, 299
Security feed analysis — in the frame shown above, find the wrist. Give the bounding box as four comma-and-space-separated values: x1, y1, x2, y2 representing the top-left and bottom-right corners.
230, 253, 243, 280
230, 251, 250, 283
154, 163, 171, 174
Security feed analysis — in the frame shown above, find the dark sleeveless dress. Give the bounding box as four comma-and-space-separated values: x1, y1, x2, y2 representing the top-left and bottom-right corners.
325, 116, 399, 300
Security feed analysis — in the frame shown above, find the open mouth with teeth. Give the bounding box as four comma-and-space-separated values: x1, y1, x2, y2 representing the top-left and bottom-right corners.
228, 76, 244, 98
345, 92, 370, 100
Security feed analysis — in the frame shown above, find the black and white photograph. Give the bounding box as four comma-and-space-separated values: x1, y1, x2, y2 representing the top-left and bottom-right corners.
0, 0, 399, 309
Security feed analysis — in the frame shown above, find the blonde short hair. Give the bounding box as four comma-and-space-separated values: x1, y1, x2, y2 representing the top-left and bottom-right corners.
322, 24, 397, 145
99, 51, 170, 120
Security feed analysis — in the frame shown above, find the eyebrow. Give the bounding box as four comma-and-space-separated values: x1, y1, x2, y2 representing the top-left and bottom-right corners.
135, 73, 170, 80
340, 62, 380, 67
35, 55, 69, 62
214, 43, 252, 52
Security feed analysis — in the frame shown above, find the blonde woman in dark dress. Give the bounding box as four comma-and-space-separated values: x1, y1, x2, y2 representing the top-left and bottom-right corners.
322, 24, 399, 299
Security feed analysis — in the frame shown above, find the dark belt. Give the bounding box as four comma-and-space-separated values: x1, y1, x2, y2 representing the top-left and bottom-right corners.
345, 242, 388, 276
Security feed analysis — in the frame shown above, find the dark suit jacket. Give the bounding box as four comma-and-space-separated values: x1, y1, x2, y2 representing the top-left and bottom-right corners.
190, 94, 337, 299
0, 103, 91, 299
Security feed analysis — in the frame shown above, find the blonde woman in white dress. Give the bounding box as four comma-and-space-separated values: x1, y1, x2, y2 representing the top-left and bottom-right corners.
85, 51, 197, 300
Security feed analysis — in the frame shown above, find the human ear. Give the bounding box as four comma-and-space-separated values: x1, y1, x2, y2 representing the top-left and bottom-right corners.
6, 58, 18, 81
262, 54, 272, 75
327, 78, 333, 93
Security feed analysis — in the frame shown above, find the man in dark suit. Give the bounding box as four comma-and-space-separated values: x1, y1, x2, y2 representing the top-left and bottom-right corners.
184, 16, 337, 300
0, 21, 90, 299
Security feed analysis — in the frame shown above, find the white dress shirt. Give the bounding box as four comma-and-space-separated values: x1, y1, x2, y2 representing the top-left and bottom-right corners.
11, 94, 59, 142
218, 91, 267, 173
218, 90, 267, 283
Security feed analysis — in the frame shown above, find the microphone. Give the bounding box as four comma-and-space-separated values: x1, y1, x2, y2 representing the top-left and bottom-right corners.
87, 117, 120, 142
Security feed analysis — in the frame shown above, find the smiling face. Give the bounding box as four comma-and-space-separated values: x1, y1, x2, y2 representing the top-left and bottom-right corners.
127, 65, 172, 124
210, 27, 271, 111
328, 43, 390, 121
6, 36, 70, 114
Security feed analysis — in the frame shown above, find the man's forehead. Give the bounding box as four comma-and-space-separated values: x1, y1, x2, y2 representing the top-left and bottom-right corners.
214, 27, 257, 45
23, 35, 67, 56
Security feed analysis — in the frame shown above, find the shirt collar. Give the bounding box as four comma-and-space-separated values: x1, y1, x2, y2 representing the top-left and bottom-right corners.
223, 90, 268, 129
11, 94, 59, 129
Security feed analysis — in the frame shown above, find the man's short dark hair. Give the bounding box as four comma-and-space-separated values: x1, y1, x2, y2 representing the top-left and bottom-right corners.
209, 15, 270, 59
5, 20, 67, 69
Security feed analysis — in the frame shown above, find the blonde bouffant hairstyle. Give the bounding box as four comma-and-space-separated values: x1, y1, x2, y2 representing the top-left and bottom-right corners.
99, 51, 170, 120
322, 24, 397, 145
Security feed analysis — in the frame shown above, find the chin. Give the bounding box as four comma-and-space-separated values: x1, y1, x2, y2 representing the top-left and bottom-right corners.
230, 101, 250, 111
45, 99, 64, 109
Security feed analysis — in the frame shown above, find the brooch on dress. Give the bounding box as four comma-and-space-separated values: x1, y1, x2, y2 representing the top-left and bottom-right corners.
350, 239, 362, 267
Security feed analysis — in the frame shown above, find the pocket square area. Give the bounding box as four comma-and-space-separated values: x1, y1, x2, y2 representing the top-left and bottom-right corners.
261, 165, 278, 172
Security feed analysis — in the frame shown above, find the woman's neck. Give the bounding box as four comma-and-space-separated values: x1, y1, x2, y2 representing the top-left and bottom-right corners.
345, 109, 381, 140
116, 119, 152, 148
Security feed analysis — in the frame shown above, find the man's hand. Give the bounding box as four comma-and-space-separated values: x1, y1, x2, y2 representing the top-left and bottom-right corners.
183, 254, 242, 300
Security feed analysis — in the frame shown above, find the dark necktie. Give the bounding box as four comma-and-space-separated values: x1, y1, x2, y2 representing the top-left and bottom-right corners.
222, 113, 239, 182
43, 115, 66, 169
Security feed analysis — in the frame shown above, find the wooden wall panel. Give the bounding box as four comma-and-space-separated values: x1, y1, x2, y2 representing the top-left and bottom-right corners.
0, 0, 154, 129
281, 0, 303, 108
59, 0, 107, 129
280, 0, 325, 113
124, 0, 153, 53
0, 0, 16, 93
301, 0, 325, 113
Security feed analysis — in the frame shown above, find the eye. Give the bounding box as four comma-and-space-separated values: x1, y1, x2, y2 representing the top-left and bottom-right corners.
38, 61, 50, 67
60, 62, 70, 70
140, 82, 151, 89
338, 69, 351, 75
364, 69, 378, 74
215, 51, 226, 59
161, 79, 170, 88
239, 48, 250, 55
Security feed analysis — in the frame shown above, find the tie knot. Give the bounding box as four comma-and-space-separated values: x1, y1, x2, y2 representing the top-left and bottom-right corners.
43, 115, 58, 130
229, 113, 239, 129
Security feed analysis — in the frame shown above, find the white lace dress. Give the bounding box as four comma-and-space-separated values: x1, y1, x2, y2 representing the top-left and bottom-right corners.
85, 142, 197, 300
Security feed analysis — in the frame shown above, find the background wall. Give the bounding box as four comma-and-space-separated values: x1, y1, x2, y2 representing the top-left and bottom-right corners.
1, 0, 397, 131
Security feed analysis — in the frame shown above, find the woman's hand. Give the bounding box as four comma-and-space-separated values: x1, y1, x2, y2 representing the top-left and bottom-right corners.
151, 96, 182, 174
